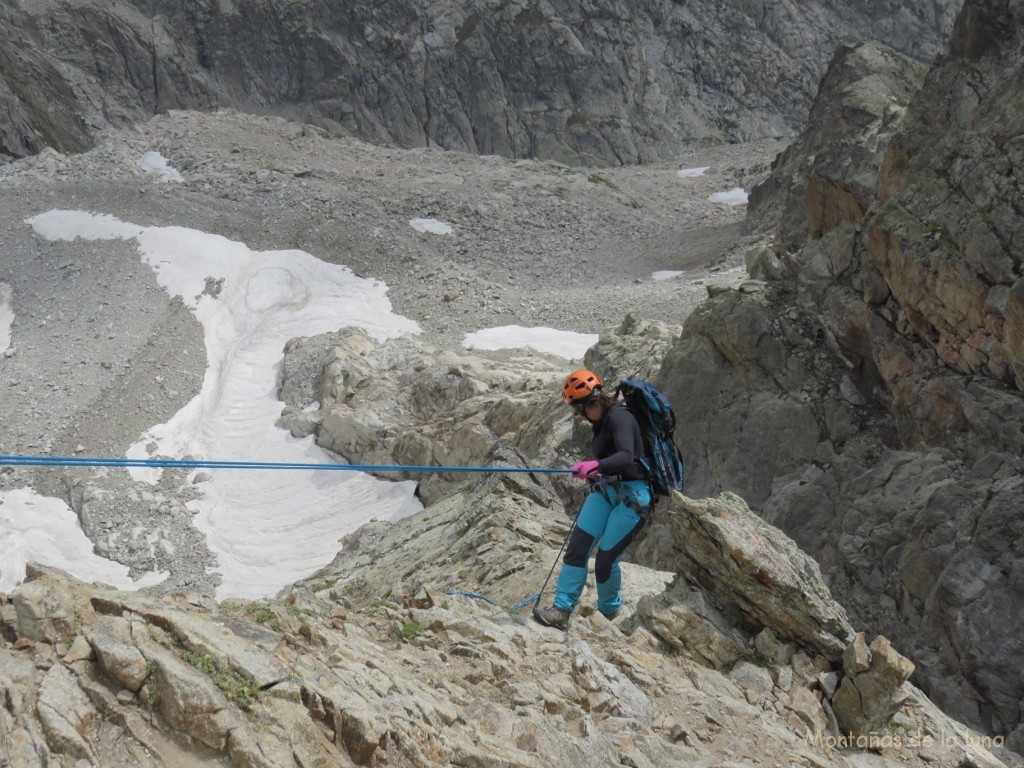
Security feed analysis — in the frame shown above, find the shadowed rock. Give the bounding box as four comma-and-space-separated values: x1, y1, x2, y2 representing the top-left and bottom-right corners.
658, 0, 1024, 737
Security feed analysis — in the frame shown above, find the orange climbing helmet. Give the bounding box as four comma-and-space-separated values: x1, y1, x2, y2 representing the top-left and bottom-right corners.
562, 369, 602, 404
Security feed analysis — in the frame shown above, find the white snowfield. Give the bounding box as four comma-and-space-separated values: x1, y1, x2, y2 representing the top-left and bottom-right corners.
409, 217, 453, 234
1, 209, 598, 599
136, 151, 184, 182
710, 187, 749, 205
0, 488, 168, 593
24, 210, 423, 599
463, 325, 598, 359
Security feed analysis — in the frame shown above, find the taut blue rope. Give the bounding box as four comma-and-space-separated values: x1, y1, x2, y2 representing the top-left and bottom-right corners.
4, 453, 575, 615
0, 454, 572, 475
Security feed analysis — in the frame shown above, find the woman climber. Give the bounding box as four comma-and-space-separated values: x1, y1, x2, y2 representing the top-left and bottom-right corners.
532, 368, 652, 631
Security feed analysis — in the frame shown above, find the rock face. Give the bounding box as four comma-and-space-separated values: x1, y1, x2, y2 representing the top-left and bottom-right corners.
0, 0, 960, 165
869, 4, 1024, 392
6, 309, 1005, 766
660, 0, 1024, 743
0, 284, 1016, 768
744, 40, 929, 253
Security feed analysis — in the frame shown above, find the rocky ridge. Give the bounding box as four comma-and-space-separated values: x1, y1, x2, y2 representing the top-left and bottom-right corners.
0, 482, 1011, 768
4, 301, 1018, 766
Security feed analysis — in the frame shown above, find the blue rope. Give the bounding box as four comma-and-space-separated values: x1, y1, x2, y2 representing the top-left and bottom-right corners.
0, 454, 572, 475
445, 590, 540, 612
4, 453, 567, 614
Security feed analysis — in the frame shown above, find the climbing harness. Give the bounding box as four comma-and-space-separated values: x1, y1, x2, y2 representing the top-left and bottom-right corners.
594, 477, 654, 525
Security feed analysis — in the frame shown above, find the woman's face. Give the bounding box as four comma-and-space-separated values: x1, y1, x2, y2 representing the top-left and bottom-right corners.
572, 398, 603, 423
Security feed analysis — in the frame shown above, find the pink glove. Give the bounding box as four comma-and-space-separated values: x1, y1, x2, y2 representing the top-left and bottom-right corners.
571, 460, 601, 480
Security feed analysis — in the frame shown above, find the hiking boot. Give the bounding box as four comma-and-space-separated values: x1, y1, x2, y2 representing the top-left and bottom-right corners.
599, 609, 620, 621
532, 605, 571, 631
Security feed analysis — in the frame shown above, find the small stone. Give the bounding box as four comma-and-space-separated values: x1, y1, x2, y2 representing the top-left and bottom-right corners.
64, 636, 95, 663
817, 671, 839, 697
771, 664, 793, 692
267, 681, 303, 703
843, 632, 871, 675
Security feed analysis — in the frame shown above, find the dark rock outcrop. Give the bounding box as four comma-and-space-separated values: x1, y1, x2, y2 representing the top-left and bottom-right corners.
658, 0, 1024, 742
0, 0, 960, 166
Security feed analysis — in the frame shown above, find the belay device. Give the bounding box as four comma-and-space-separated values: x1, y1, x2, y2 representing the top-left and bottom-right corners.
615, 379, 685, 501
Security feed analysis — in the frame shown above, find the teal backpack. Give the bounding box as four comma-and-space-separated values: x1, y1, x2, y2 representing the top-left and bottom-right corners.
615, 379, 685, 501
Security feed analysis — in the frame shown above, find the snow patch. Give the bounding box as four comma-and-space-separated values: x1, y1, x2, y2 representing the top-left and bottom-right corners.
409, 218, 453, 235
652, 270, 685, 281
677, 167, 709, 178
709, 187, 748, 206
29, 211, 143, 241
137, 151, 184, 182
27, 210, 423, 600
0, 282, 12, 353
463, 326, 598, 359
0, 487, 168, 593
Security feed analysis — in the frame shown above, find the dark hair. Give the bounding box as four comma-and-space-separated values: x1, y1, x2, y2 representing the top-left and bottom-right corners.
588, 389, 616, 409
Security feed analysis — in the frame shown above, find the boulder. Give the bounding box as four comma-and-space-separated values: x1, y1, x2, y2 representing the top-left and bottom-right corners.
86, 616, 150, 692
832, 634, 915, 737
280, 330, 570, 505
631, 577, 747, 670
11, 569, 78, 643
138, 641, 239, 752
641, 492, 854, 662
36, 664, 97, 761
92, 593, 289, 690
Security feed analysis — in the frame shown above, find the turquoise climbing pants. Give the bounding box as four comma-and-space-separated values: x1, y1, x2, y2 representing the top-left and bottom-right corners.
553, 480, 652, 616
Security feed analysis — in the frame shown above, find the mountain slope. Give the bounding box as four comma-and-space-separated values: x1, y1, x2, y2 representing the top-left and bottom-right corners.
0, 0, 961, 165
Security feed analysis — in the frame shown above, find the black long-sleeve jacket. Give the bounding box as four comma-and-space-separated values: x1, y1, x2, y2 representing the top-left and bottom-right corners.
591, 404, 645, 481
